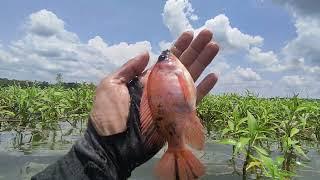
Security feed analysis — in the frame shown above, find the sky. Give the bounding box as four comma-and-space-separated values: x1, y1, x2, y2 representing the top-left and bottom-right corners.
0, 0, 319, 98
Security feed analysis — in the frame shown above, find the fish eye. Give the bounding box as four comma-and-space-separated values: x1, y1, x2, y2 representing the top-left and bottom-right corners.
158, 54, 166, 61
158, 49, 171, 62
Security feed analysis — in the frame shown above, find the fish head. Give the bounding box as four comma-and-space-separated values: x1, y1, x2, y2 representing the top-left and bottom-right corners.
157, 49, 179, 63
155, 50, 179, 70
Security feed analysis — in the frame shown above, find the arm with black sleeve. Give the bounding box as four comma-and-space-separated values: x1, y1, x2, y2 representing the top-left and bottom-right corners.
32, 78, 163, 180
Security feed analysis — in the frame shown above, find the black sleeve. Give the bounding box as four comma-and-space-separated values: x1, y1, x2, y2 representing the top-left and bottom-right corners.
31, 78, 164, 180
31, 120, 128, 180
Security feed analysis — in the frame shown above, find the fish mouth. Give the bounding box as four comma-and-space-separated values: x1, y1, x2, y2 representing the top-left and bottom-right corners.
157, 49, 171, 62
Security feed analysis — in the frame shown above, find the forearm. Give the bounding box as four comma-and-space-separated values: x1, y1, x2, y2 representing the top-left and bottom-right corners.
32, 78, 162, 180
31, 120, 126, 180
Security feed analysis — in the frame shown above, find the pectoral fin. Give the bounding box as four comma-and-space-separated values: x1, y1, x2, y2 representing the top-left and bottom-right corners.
140, 71, 165, 149
177, 72, 197, 110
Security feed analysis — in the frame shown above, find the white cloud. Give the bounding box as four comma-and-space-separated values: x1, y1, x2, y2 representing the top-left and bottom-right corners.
161, 0, 276, 97
0, 49, 14, 63
279, 75, 319, 98
248, 47, 278, 66
307, 66, 320, 78
158, 40, 172, 51
0, 10, 155, 83
266, 57, 307, 72
266, 1, 320, 74
230, 66, 262, 81
281, 75, 306, 87
163, 8, 264, 54
28, 9, 65, 37
210, 65, 265, 92
274, 0, 320, 18
88, 36, 108, 51
190, 14, 199, 21
282, 16, 320, 67
202, 14, 263, 53
215, 67, 273, 97
162, 0, 196, 37
0, 1, 319, 98
88, 36, 154, 66
211, 61, 230, 75
263, 1, 320, 98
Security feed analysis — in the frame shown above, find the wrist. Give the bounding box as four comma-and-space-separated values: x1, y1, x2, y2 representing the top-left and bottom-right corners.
72, 118, 129, 179
84, 118, 134, 178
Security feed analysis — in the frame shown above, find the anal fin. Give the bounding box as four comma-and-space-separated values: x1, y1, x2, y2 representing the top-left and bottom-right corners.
184, 111, 205, 150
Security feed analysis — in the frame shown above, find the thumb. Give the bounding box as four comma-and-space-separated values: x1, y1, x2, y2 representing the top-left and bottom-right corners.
114, 51, 149, 83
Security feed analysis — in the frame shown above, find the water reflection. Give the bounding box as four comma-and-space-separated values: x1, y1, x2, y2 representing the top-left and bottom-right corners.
0, 121, 85, 153
1, 123, 320, 179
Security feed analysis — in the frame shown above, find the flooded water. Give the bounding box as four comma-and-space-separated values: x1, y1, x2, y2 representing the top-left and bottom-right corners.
1, 124, 320, 179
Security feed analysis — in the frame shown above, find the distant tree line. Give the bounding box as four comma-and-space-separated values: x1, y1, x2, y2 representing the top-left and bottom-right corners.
0, 77, 95, 89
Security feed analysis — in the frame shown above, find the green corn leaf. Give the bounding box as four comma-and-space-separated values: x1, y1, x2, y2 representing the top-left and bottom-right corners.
290, 128, 300, 137
0, 110, 15, 116
259, 154, 273, 169
53, 92, 63, 96
218, 139, 237, 145
221, 128, 230, 137
285, 137, 291, 146
236, 117, 247, 130
254, 145, 269, 156
235, 137, 250, 154
246, 161, 261, 171
294, 145, 308, 159
227, 120, 234, 131
275, 156, 284, 165
295, 106, 308, 113
247, 111, 257, 135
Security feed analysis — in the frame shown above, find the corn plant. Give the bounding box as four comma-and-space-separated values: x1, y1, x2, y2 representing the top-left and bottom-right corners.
1, 83, 320, 179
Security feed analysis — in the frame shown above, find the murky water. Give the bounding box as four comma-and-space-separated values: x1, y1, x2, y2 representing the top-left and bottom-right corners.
1, 125, 320, 179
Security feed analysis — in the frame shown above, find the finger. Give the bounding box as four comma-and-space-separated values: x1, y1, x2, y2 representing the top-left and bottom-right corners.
114, 51, 149, 83
196, 73, 218, 105
170, 31, 194, 58
179, 29, 213, 68
188, 42, 219, 81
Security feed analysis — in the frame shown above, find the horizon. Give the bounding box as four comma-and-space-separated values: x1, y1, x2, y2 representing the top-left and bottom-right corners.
0, 0, 319, 98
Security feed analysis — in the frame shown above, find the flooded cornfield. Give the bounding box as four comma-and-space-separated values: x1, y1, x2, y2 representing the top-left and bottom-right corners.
1, 85, 320, 179
1, 122, 320, 180
1, 0, 320, 178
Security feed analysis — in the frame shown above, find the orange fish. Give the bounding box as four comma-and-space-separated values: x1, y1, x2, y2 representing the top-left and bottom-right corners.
140, 50, 205, 180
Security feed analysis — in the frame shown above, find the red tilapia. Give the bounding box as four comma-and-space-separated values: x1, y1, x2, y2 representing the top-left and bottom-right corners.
140, 50, 205, 180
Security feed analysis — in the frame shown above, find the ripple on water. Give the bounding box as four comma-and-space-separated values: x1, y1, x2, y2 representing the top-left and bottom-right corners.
1, 126, 320, 179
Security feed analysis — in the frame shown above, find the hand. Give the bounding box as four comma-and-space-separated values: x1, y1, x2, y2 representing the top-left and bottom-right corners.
89, 29, 219, 176
90, 52, 150, 136
169, 29, 219, 104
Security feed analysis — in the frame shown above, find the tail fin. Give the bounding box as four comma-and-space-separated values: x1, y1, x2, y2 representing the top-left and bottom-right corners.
155, 149, 205, 180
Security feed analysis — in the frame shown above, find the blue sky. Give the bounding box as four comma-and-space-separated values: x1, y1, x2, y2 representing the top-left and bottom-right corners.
0, 0, 294, 49
0, 0, 319, 98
